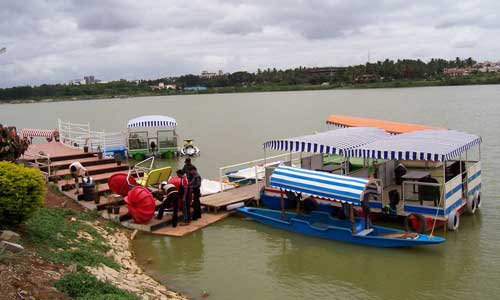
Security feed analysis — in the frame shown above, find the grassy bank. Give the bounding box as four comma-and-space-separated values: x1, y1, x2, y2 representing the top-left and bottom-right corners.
2, 73, 500, 104
24, 207, 138, 300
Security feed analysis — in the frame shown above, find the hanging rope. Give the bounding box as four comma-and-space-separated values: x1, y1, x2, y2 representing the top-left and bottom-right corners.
429, 183, 446, 238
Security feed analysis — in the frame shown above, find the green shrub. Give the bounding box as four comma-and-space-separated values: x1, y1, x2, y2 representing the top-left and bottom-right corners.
54, 271, 139, 300
0, 161, 45, 226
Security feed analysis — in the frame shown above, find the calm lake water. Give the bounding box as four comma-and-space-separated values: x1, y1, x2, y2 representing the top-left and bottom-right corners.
2, 85, 500, 299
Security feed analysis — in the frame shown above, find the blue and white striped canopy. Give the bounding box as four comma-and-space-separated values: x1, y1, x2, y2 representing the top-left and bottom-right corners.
263, 127, 390, 156
270, 165, 374, 205
127, 115, 177, 128
348, 130, 482, 162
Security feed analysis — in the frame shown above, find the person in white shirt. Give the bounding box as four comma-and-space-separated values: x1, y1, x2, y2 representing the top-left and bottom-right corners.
69, 161, 88, 194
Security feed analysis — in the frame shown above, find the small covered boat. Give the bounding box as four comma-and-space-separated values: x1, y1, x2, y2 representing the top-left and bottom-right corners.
238, 166, 445, 247
126, 115, 179, 160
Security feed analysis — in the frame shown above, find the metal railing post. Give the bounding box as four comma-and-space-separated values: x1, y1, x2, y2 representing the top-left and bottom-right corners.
219, 167, 224, 192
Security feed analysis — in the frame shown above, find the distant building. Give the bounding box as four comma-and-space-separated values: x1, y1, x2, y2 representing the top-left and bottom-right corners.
443, 68, 470, 77
68, 78, 86, 85
354, 74, 380, 83
473, 61, 500, 73
200, 70, 221, 79
84, 75, 95, 84
306, 67, 345, 77
150, 82, 177, 90
184, 86, 208, 91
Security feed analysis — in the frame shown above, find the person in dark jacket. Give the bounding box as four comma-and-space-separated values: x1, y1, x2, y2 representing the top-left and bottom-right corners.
189, 167, 202, 221
157, 183, 179, 226
182, 158, 196, 181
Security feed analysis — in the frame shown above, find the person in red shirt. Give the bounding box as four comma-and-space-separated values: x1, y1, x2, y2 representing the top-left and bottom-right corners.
168, 169, 189, 225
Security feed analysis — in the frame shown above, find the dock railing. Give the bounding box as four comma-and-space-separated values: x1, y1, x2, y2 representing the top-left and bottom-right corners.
218, 152, 302, 200
23, 152, 51, 180
58, 119, 126, 152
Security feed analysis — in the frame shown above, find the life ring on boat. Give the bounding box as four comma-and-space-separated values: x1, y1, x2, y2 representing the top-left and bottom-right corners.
404, 213, 427, 233
466, 194, 477, 214
474, 191, 481, 209
447, 210, 460, 231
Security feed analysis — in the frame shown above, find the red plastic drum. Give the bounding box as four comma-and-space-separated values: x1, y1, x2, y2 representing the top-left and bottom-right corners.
108, 173, 137, 196
125, 186, 155, 224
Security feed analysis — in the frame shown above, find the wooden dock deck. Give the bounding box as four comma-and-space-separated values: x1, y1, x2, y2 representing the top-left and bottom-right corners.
201, 183, 258, 212
25, 142, 258, 237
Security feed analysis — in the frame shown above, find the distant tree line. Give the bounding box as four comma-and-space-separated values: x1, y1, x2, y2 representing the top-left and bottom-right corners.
0, 57, 482, 102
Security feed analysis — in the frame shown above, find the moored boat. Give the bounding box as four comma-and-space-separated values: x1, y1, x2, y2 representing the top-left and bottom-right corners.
238, 165, 445, 247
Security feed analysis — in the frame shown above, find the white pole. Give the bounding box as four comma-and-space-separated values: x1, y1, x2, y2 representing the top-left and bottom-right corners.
219, 167, 224, 192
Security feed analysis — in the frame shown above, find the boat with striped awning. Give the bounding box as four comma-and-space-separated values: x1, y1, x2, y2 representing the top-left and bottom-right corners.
238, 166, 445, 247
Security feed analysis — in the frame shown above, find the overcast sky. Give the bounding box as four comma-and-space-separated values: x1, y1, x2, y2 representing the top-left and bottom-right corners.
1, 0, 499, 88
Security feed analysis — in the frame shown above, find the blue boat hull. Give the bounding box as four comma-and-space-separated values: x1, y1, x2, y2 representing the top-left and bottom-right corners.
237, 207, 445, 248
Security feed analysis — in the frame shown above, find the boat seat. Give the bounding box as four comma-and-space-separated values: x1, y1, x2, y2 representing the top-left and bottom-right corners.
137, 167, 172, 187
356, 228, 374, 236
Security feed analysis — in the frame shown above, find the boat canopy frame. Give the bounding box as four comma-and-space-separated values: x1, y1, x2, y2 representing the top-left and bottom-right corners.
269, 166, 380, 206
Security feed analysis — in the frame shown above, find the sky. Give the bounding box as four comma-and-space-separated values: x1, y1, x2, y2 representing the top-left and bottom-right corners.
0, 0, 499, 88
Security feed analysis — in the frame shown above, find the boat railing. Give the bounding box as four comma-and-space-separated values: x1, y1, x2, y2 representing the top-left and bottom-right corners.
218, 152, 302, 199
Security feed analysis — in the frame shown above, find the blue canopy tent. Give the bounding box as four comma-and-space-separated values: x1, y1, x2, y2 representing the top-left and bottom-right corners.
348, 129, 482, 162
270, 165, 378, 205
269, 165, 380, 230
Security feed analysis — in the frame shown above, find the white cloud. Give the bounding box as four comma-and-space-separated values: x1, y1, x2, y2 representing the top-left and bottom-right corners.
0, 0, 499, 87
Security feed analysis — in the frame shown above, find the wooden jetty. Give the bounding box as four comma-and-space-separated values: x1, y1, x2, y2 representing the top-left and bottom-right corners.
24, 142, 257, 237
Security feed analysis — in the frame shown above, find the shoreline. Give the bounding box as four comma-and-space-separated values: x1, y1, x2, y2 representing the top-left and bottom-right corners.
2, 79, 500, 105
86, 222, 188, 300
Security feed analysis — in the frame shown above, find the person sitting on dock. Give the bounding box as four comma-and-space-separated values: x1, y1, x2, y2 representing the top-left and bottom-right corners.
157, 182, 179, 226
69, 161, 88, 195
189, 167, 202, 221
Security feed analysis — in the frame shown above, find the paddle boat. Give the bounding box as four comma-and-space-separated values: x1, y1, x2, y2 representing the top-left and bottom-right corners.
260, 119, 483, 233
126, 115, 179, 161
238, 166, 445, 247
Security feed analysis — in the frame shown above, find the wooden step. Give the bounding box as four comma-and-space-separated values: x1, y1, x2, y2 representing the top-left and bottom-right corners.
27, 152, 98, 163
77, 183, 110, 201
50, 163, 130, 179
43, 156, 116, 171
57, 170, 143, 187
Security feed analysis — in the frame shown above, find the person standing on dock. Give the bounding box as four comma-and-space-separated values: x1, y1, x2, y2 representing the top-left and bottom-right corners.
69, 161, 88, 195
167, 169, 188, 227
190, 167, 202, 221
182, 158, 196, 181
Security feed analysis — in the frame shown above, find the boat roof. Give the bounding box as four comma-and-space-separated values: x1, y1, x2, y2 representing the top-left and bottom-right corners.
127, 115, 177, 128
348, 129, 482, 162
269, 165, 374, 205
326, 115, 444, 134
263, 127, 390, 156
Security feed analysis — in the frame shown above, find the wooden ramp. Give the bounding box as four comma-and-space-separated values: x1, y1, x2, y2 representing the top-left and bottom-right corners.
201, 183, 257, 212
152, 212, 233, 237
